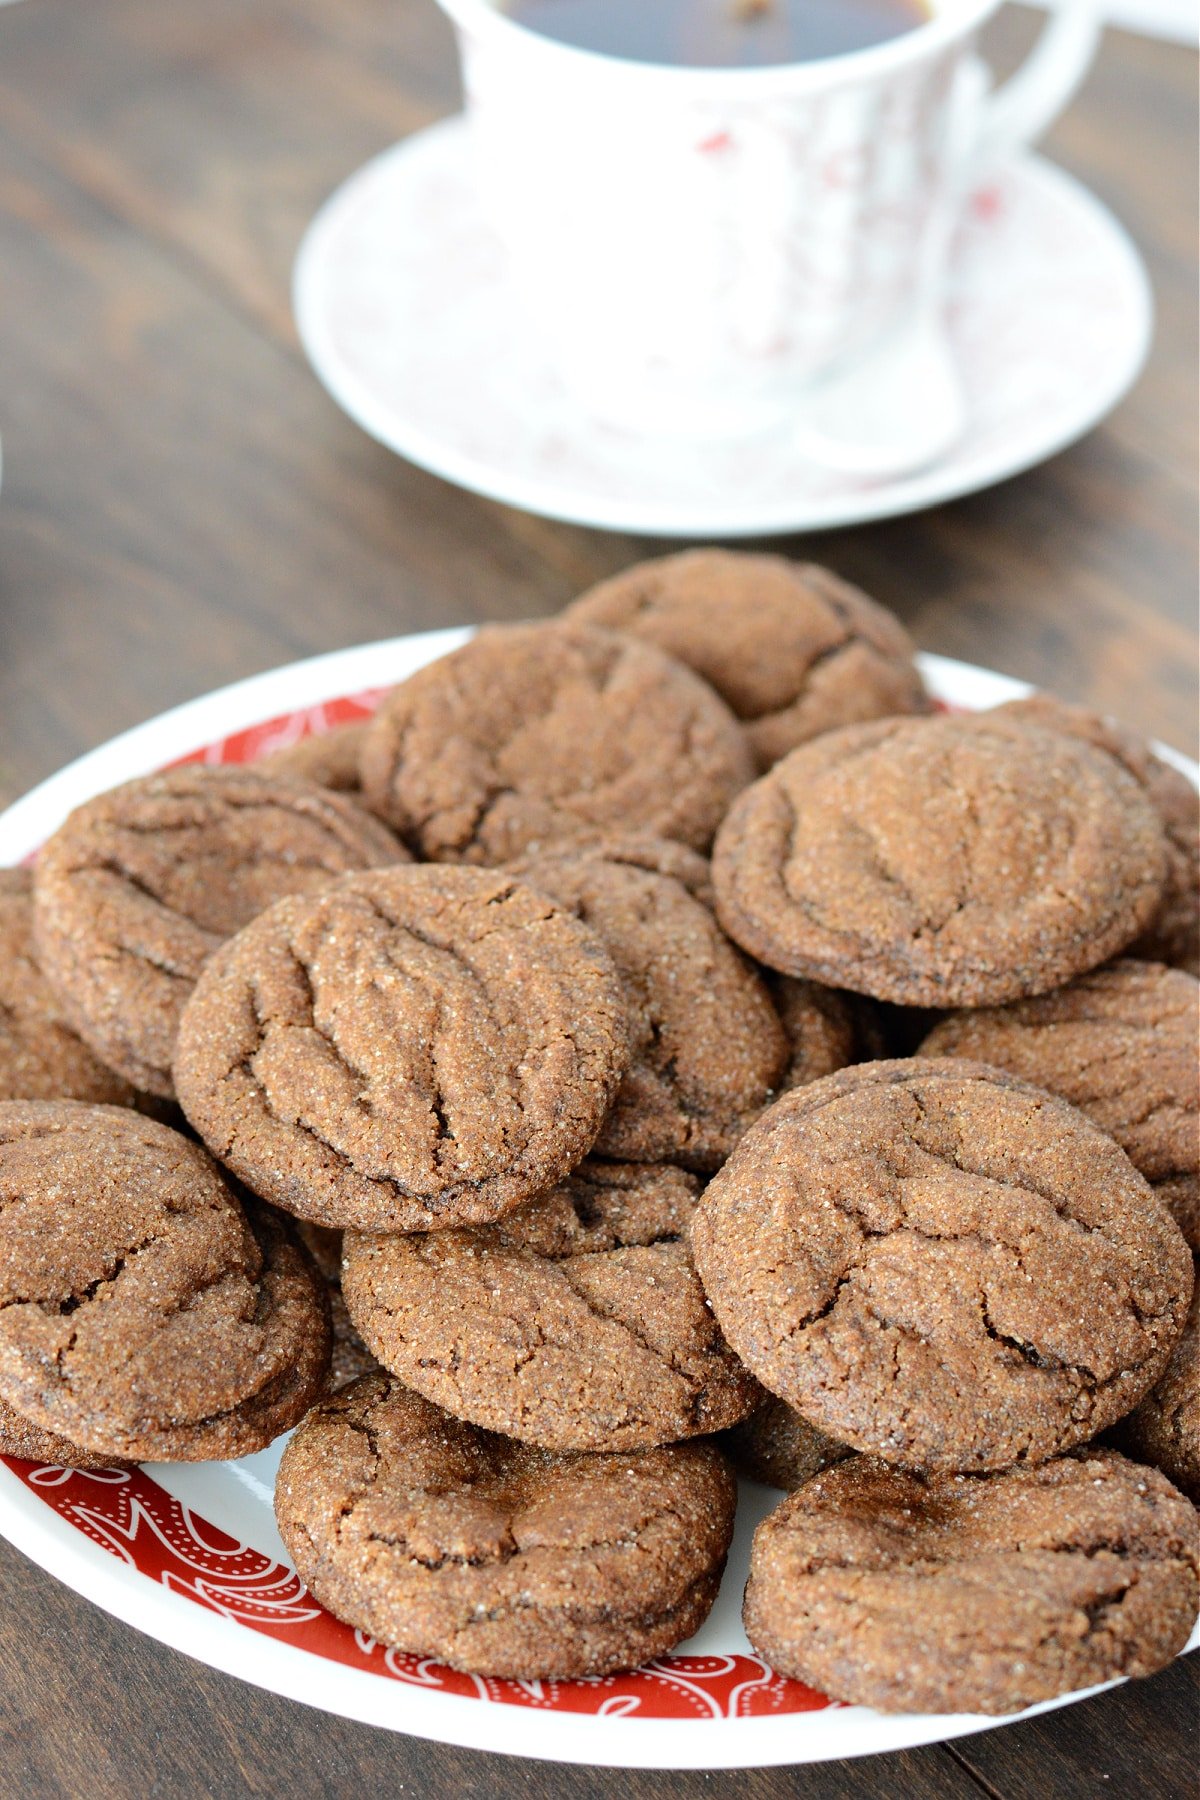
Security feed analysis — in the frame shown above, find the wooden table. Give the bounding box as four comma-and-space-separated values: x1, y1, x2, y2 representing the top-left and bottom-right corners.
0, 2, 1194, 1794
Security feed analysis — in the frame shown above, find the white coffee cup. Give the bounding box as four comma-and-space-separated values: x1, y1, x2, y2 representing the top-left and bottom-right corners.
434, 0, 1099, 439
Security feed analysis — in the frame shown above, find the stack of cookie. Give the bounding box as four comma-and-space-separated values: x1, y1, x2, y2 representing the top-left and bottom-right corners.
0, 549, 1195, 1716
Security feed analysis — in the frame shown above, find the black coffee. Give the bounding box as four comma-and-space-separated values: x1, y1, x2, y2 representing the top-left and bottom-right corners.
499, 0, 933, 69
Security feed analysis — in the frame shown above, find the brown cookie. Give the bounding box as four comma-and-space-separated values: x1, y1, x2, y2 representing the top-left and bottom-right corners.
769, 976, 858, 1092
509, 842, 787, 1169
0, 1102, 331, 1461
743, 1449, 1200, 1715
257, 721, 371, 794
720, 1394, 852, 1491
0, 868, 135, 1106
919, 960, 1200, 1249
1108, 1281, 1199, 1502
691, 1059, 1194, 1472
545, 832, 717, 910
993, 694, 1199, 972
342, 1161, 760, 1452
275, 1371, 736, 1678
0, 1396, 133, 1471
712, 714, 1168, 1007
34, 766, 407, 1096
566, 551, 929, 770
359, 621, 753, 862
294, 1223, 379, 1393
174, 865, 630, 1232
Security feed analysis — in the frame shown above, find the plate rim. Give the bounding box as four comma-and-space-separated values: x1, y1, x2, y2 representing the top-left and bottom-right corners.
0, 628, 1193, 1769
292, 120, 1154, 539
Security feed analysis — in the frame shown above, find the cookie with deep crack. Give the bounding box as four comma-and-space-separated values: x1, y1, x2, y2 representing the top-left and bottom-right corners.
919, 960, 1200, 1248
258, 721, 371, 795
712, 714, 1168, 1006
359, 621, 753, 861
33, 765, 407, 1096
0, 1102, 331, 1460
743, 1448, 1200, 1714
720, 1393, 852, 1491
275, 1371, 737, 1678
691, 1059, 1194, 1472
342, 1160, 760, 1452
509, 841, 787, 1169
174, 865, 630, 1232
566, 551, 929, 770
1107, 1282, 1199, 1502
992, 694, 1199, 973
0, 868, 135, 1106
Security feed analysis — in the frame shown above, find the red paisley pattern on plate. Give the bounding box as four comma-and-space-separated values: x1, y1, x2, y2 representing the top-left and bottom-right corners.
2, 1459, 830, 1720
3, 681, 838, 1721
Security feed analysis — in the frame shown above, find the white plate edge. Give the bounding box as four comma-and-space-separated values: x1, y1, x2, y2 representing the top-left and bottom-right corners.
0, 628, 1194, 1768
292, 124, 1154, 539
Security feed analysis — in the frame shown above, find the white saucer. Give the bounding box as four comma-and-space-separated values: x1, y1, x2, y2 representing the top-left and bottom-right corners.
294, 118, 1152, 538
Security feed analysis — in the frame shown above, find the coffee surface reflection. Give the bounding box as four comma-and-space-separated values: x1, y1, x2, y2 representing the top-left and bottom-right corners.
499, 0, 934, 69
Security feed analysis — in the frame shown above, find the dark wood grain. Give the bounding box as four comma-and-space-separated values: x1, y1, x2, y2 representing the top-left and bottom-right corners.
0, 0, 1194, 1793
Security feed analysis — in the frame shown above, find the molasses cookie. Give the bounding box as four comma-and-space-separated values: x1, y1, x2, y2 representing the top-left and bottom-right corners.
769, 976, 858, 1092
566, 551, 929, 770
691, 1059, 1194, 1472
275, 1371, 737, 1678
993, 693, 1199, 972
1108, 1283, 1199, 1502
34, 766, 406, 1096
294, 1223, 379, 1393
258, 721, 370, 794
0, 1397, 133, 1471
919, 960, 1200, 1248
509, 841, 787, 1169
720, 1394, 852, 1491
359, 621, 753, 861
174, 866, 629, 1232
0, 868, 134, 1106
712, 714, 1168, 1006
342, 1160, 759, 1452
743, 1449, 1200, 1715
0, 1102, 331, 1460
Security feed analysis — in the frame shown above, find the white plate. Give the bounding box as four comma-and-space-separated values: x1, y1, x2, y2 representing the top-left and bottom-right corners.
293, 121, 1153, 537
0, 631, 1194, 1770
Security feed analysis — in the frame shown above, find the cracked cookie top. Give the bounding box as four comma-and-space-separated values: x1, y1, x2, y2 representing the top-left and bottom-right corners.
0, 868, 135, 1108
566, 551, 929, 771
358, 621, 754, 862
0, 1101, 331, 1460
508, 841, 788, 1170
690, 1059, 1194, 1472
274, 1370, 737, 1678
341, 1160, 761, 1453
173, 865, 631, 1232
33, 765, 407, 1097
919, 959, 1200, 1249
712, 714, 1169, 1006
992, 693, 1199, 973
743, 1448, 1200, 1715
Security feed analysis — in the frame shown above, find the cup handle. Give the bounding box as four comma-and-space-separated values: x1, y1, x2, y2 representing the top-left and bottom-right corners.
975, 0, 1101, 168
